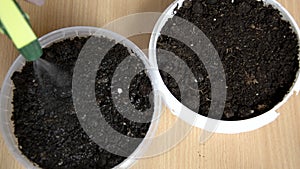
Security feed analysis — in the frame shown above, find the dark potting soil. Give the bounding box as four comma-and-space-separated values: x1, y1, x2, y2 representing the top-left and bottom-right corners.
157, 0, 299, 120
11, 36, 153, 169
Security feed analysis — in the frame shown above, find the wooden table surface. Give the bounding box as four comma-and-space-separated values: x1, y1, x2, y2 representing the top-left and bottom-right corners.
0, 0, 300, 169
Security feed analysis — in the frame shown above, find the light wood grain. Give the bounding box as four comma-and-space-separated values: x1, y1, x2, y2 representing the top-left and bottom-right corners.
1, 0, 300, 169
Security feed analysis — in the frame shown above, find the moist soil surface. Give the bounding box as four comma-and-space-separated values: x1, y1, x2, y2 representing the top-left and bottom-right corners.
157, 0, 299, 120
12, 37, 153, 169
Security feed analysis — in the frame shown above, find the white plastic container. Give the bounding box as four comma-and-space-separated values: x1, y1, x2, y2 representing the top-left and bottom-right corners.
0, 26, 161, 169
149, 0, 300, 134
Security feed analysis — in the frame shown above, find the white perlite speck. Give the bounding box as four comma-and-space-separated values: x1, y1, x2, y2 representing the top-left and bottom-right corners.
118, 88, 123, 94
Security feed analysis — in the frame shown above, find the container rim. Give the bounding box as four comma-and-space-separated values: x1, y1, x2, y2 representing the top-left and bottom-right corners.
0, 26, 162, 168
148, 0, 300, 134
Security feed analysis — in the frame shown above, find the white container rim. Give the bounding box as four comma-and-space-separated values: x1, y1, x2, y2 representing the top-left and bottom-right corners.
148, 0, 300, 134
0, 26, 162, 169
